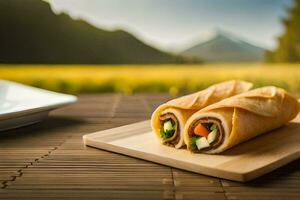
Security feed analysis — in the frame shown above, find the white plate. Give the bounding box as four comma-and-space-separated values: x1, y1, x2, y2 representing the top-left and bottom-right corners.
0, 80, 77, 131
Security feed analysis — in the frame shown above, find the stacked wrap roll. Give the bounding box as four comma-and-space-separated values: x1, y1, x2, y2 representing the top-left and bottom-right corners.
184, 86, 300, 154
151, 80, 253, 148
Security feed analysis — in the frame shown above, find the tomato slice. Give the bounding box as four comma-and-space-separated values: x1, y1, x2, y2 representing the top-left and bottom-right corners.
194, 123, 209, 138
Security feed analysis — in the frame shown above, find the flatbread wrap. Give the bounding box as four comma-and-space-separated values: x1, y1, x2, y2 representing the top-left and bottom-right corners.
184, 86, 300, 154
151, 80, 253, 148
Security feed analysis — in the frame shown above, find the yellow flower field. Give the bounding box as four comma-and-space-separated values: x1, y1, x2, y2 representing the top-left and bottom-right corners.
0, 64, 300, 95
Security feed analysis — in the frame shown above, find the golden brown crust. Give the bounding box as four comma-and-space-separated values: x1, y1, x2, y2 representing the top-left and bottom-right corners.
165, 80, 253, 110
200, 86, 298, 117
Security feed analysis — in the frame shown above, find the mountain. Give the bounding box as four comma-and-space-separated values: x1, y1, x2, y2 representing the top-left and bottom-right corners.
0, 0, 177, 64
181, 30, 265, 63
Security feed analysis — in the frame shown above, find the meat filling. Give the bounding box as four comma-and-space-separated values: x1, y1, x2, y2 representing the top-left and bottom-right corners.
188, 117, 224, 152
159, 113, 180, 146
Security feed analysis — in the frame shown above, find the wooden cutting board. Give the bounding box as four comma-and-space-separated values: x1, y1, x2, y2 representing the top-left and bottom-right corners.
83, 115, 300, 182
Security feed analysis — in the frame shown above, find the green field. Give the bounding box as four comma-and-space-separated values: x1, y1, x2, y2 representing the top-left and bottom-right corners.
1, 64, 300, 95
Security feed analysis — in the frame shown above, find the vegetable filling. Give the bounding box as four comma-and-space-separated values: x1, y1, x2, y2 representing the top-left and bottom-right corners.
159, 113, 180, 146
160, 119, 176, 139
189, 122, 219, 151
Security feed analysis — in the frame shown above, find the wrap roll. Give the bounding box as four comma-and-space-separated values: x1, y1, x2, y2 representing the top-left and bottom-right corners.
184, 86, 300, 154
151, 80, 253, 148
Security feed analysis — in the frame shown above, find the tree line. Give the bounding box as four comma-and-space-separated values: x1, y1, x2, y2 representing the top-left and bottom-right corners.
266, 0, 300, 62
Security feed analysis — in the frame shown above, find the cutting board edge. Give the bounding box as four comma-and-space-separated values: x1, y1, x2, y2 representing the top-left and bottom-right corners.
83, 136, 247, 182
241, 150, 300, 181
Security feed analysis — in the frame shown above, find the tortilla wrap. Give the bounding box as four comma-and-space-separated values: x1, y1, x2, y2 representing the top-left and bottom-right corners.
151, 80, 253, 148
184, 86, 299, 154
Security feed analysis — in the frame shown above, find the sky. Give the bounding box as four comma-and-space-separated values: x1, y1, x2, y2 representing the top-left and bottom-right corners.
48, 0, 294, 52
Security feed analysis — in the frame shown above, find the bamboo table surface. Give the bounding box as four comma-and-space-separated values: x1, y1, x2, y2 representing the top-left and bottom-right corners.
0, 93, 299, 200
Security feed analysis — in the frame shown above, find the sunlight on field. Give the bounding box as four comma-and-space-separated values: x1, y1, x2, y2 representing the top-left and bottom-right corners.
0, 64, 300, 95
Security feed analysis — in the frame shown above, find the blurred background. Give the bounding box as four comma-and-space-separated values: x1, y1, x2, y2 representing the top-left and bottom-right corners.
0, 0, 299, 95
